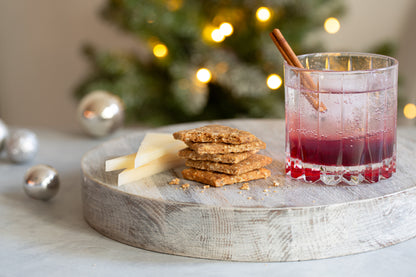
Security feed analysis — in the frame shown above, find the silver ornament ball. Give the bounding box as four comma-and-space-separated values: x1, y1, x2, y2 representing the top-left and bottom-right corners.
0, 119, 8, 152
77, 90, 125, 138
6, 129, 38, 163
24, 164, 59, 201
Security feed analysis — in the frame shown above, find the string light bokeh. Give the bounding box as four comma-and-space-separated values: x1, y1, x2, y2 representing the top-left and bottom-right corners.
324, 17, 341, 34
403, 103, 416, 120
196, 68, 212, 83
256, 7, 271, 22
153, 43, 168, 58
211, 29, 225, 43
219, 22, 233, 37
267, 74, 282, 90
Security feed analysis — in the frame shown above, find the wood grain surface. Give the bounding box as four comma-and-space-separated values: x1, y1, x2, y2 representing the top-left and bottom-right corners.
81, 119, 416, 262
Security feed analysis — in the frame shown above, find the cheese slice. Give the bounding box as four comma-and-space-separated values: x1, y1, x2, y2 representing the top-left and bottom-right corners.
105, 153, 135, 171
118, 153, 184, 186
134, 132, 186, 168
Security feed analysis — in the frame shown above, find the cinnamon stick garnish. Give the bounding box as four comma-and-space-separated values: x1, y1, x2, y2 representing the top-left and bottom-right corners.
270, 29, 327, 112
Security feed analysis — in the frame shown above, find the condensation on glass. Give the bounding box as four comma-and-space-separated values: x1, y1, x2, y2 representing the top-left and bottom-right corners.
285, 52, 398, 185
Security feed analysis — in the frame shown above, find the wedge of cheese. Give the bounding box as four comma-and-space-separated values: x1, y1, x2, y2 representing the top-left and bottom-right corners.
134, 132, 186, 168
105, 132, 187, 185
105, 153, 135, 172
118, 153, 184, 186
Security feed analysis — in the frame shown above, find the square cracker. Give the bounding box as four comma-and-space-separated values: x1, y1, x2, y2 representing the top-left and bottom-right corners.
185, 154, 272, 175
182, 168, 271, 187
185, 138, 266, 155
178, 148, 257, 164
173, 124, 257, 144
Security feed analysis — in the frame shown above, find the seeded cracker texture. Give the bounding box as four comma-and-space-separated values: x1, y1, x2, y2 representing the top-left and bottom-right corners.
185, 137, 266, 155
173, 124, 257, 144
182, 168, 271, 187
185, 154, 272, 175
178, 148, 258, 164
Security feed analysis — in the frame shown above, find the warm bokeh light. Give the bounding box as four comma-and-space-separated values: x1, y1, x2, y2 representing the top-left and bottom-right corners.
256, 7, 271, 22
219, 22, 233, 36
324, 17, 340, 34
267, 74, 282, 90
196, 68, 212, 83
403, 103, 416, 119
153, 43, 168, 58
211, 28, 225, 42
166, 0, 183, 11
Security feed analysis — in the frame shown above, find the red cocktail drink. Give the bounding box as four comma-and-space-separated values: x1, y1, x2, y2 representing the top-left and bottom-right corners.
285, 53, 398, 185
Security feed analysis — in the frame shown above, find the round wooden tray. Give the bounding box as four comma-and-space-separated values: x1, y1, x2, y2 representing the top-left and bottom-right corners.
81, 119, 416, 262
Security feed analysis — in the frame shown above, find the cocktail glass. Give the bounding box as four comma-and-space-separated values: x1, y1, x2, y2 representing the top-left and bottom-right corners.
285, 52, 398, 185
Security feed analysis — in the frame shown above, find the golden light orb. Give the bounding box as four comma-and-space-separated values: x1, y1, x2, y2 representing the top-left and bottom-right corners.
403, 103, 416, 119
256, 7, 271, 22
153, 43, 168, 58
267, 74, 282, 90
324, 17, 341, 34
166, 0, 183, 11
196, 68, 212, 83
211, 28, 225, 42
219, 22, 233, 36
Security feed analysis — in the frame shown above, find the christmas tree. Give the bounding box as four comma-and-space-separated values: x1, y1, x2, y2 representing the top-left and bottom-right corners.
76, 0, 345, 125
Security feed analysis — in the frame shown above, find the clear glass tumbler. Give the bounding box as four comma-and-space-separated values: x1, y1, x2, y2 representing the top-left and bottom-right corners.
285, 52, 398, 185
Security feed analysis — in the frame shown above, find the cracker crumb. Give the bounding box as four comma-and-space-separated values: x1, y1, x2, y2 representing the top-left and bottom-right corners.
263, 189, 269, 192
238, 191, 242, 194
240, 183, 250, 190
203, 185, 210, 189
273, 190, 277, 193
181, 183, 190, 190
200, 190, 204, 193
273, 180, 280, 187
169, 178, 180, 185
247, 196, 252, 200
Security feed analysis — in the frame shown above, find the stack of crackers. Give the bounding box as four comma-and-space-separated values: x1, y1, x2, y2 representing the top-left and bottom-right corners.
173, 125, 272, 187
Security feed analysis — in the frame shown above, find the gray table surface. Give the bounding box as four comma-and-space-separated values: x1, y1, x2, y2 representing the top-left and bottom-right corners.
1, 125, 416, 277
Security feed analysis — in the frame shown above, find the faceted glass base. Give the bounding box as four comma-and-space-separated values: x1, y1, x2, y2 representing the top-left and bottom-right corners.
285, 155, 396, 186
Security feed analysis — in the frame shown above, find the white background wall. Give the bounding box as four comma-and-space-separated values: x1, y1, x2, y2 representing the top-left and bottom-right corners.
0, 0, 415, 131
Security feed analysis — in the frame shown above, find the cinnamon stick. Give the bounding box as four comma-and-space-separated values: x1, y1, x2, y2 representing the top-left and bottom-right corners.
269, 29, 327, 112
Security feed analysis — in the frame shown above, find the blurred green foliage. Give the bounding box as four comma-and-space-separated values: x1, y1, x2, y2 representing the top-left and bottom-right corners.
76, 0, 349, 125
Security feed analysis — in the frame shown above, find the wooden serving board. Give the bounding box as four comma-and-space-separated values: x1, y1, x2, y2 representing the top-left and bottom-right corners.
81, 119, 416, 262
